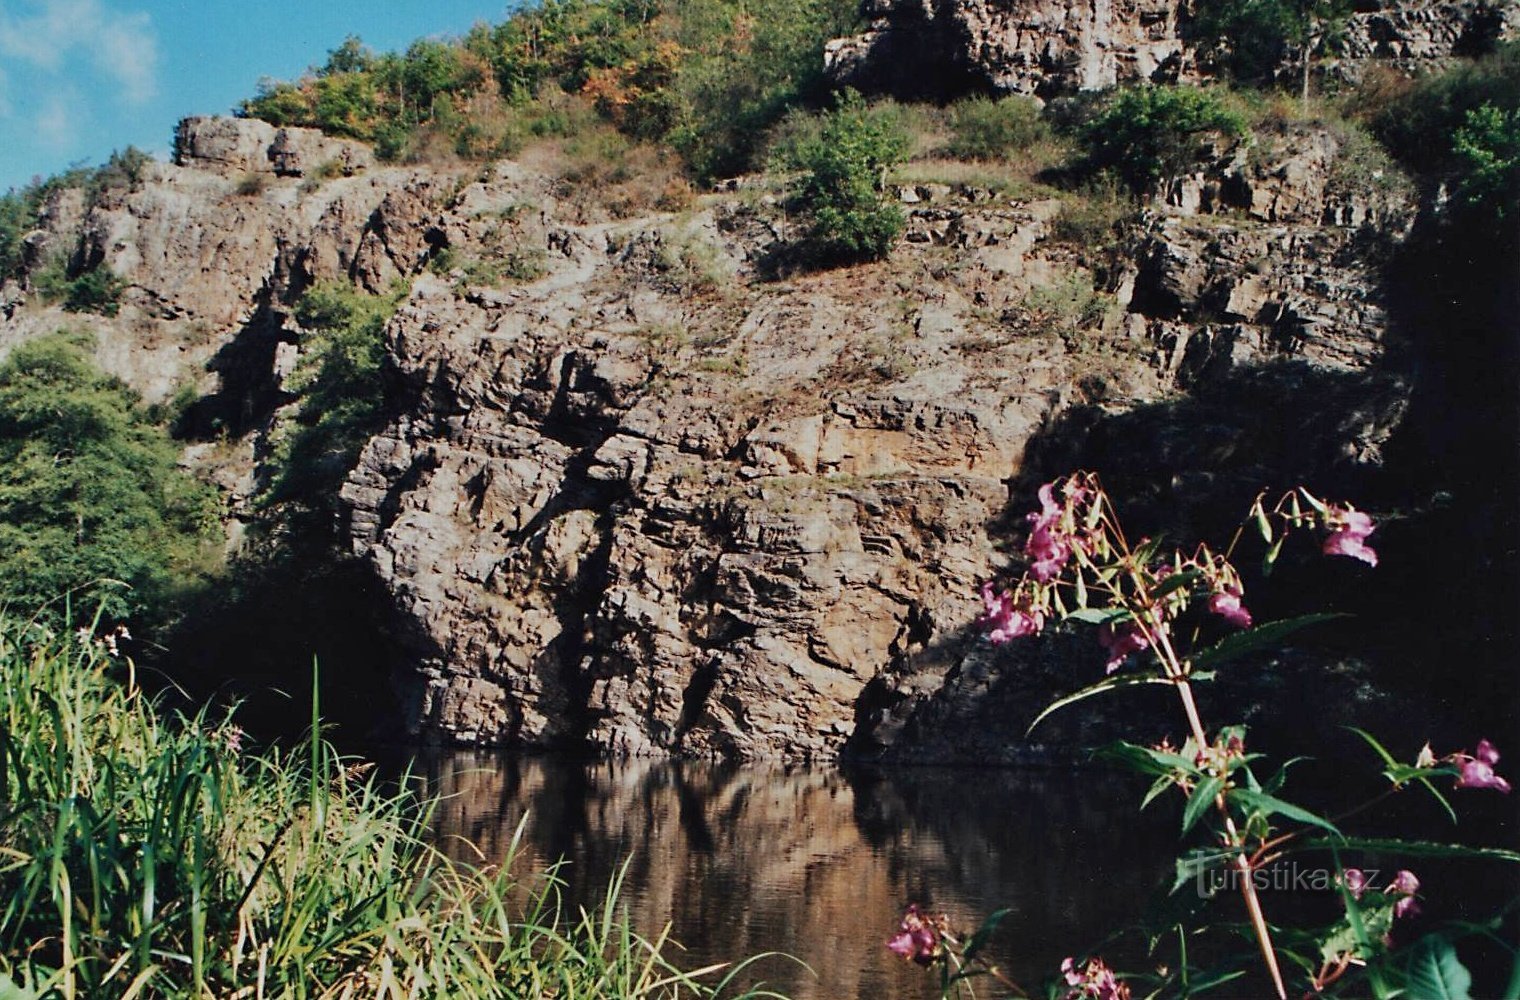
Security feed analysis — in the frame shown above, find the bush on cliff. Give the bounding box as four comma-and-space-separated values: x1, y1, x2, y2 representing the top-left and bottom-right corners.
1077, 86, 1249, 195
0, 333, 219, 627
782, 90, 909, 265
263, 281, 406, 522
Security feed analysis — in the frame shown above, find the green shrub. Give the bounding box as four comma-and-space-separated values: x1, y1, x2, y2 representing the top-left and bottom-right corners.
265, 282, 407, 519
942, 95, 1050, 160
785, 91, 909, 265
1190, 0, 1352, 89
1079, 86, 1248, 194
0, 333, 219, 625
1372, 41, 1520, 176
31, 259, 126, 316
1452, 102, 1520, 220
0, 618, 787, 998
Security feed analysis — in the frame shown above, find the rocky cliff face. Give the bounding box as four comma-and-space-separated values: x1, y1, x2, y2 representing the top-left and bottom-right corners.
0, 113, 1423, 758
825, 0, 1514, 98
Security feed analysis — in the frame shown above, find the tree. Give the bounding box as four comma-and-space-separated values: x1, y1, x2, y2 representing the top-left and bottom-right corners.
787, 90, 909, 265
1452, 102, 1520, 221
1080, 86, 1248, 196
0, 333, 219, 625
1191, 0, 1352, 98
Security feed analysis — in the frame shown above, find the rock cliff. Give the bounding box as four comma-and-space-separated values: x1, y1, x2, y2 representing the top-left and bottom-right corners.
825, 0, 1515, 98
0, 109, 1444, 757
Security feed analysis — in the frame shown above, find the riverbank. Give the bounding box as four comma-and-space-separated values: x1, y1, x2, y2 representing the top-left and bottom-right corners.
0, 615, 778, 999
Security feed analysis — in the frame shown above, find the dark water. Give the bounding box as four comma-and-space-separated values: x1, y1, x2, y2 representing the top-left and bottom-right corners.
420, 754, 1182, 999
418, 754, 1520, 999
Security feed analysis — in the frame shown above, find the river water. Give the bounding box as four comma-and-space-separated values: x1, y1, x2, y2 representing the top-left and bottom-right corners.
420, 754, 1183, 999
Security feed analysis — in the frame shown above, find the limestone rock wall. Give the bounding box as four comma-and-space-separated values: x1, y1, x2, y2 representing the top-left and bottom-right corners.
826, 0, 1514, 98
0, 115, 1416, 757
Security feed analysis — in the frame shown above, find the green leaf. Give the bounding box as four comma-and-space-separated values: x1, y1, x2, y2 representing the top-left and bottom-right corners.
0, 975, 38, 1000
963, 907, 1011, 960
1190, 613, 1348, 672
1025, 673, 1173, 736
1173, 847, 1234, 894
1292, 837, 1520, 863
1348, 727, 1398, 769
1102, 740, 1198, 778
1262, 536, 1285, 576
1064, 606, 1132, 626
1228, 788, 1341, 837
1152, 569, 1204, 600
1183, 775, 1224, 835
1403, 937, 1474, 1000
1142, 773, 1177, 810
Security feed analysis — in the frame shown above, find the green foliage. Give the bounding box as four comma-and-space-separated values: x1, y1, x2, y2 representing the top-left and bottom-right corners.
1451, 102, 1520, 219
32, 261, 126, 316
1373, 42, 1520, 175
941, 95, 1050, 161
1078, 86, 1248, 194
236, 0, 857, 178
1190, 0, 1352, 87
783, 91, 909, 265
0, 617, 788, 998
0, 334, 219, 625
264, 282, 406, 522
1371, 42, 1520, 239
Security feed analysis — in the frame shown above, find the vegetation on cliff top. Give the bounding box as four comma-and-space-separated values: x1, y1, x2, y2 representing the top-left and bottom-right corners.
239, 0, 857, 182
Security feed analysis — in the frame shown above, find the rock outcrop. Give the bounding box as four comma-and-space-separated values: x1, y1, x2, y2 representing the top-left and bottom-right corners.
0, 114, 1422, 757
825, 0, 1514, 99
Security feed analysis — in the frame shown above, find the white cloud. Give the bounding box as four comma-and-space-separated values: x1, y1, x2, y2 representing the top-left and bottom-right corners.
33, 89, 75, 149
0, 0, 159, 107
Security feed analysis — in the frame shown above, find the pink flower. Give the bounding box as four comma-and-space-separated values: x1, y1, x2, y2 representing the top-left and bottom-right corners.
1097, 621, 1151, 674
1062, 956, 1131, 1000
886, 905, 941, 966
1452, 740, 1512, 793
1322, 507, 1377, 566
1387, 870, 1420, 919
978, 583, 1044, 643
1025, 482, 1073, 582
1340, 868, 1367, 900
1456, 758, 1512, 793
1207, 588, 1253, 629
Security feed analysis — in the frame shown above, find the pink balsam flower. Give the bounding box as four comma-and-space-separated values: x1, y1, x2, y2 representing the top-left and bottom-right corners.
978, 583, 1044, 643
1207, 588, 1253, 629
1026, 483, 1073, 582
1062, 956, 1131, 1000
1452, 739, 1512, 793
1322, 507, 1378, 567
1097, 621, 1151, 674
886, 904, 941, 967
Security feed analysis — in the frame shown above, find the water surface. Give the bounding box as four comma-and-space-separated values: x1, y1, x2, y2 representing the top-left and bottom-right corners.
421, 754, 1180, 999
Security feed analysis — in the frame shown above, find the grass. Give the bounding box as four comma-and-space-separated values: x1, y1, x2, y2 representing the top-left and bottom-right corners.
0, 612, 789, 999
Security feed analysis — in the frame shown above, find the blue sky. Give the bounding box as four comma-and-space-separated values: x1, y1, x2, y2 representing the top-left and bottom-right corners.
0, 0, 517, 191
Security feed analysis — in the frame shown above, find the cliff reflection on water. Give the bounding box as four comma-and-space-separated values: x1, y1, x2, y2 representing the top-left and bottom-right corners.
422, 754, 1175, 999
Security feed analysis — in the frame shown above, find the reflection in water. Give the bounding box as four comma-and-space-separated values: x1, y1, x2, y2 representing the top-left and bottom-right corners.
421, 754, 1177, 999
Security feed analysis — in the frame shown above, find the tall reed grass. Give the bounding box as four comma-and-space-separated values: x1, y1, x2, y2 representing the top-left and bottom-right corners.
0, 615, 786, 998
